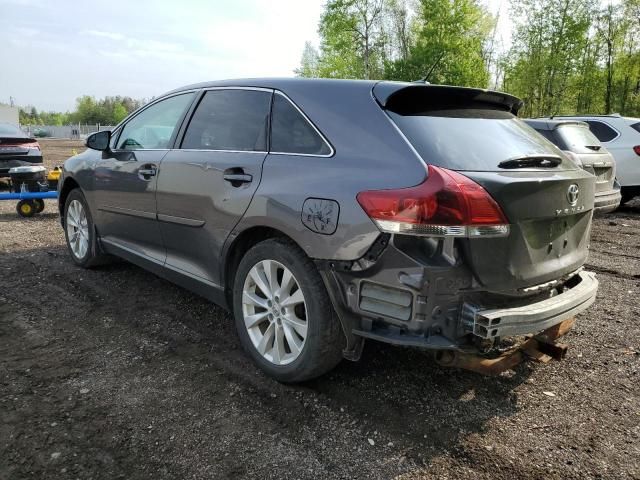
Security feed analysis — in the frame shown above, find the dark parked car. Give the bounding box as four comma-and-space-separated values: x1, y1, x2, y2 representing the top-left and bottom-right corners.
524, 119, 621, 213
0, 123, 43, 177
58, 79, 599, 382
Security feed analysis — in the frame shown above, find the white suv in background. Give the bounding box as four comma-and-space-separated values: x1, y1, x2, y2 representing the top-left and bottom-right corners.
545, 114, 640, 205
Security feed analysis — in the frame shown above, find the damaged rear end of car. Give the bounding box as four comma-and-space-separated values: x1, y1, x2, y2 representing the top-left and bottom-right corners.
323, 83, 599, 371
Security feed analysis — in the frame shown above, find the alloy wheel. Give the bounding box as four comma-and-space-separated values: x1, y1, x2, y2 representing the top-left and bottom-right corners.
66, 199, 89, 260
242, 259, 308, 365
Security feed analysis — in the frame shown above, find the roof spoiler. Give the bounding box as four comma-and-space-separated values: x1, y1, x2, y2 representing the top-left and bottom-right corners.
372, 82, 524, 115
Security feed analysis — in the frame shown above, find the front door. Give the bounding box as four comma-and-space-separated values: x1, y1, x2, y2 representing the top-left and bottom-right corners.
156, 88, 273, 286
93, 92, 196, 262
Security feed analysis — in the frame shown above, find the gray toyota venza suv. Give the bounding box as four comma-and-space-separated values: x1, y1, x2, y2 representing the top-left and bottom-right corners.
59, 79, 599, 382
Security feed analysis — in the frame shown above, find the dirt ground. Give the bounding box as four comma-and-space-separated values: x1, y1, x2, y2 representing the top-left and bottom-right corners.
1, 139, 639, 479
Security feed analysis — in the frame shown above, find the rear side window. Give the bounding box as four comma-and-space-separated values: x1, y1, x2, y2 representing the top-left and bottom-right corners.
387, 109, 567, 171
182, 90, 272, 151
585, 120, 618, 142
270, 93, 332, 156
555, 124, 602, 154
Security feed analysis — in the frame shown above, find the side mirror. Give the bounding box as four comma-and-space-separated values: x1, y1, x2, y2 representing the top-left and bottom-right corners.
86, 130, 111, 151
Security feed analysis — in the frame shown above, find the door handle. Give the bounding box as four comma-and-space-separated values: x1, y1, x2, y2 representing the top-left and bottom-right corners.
223, 173, 253, 185
138, 165, 157, 180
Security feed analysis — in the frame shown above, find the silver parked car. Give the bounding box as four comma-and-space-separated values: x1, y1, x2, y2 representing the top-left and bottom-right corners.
524, 119, 621, 213
58, 79, 599, 382
543, 114, 640, 205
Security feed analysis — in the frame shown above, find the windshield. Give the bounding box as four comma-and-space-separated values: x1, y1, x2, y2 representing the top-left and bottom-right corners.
556, 124, 602, 154
387, 110, 574, 171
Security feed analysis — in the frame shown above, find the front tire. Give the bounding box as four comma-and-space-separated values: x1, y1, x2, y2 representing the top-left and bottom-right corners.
63, 189, 107, 268
233, 238, 344, 382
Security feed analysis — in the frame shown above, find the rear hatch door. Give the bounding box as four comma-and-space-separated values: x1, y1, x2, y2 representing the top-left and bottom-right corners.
374, 83, 596, 292
552, 123, 616, 193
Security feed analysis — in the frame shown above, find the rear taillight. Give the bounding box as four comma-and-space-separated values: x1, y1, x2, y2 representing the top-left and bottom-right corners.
356, 165, 509, 237
633, 145, 640, 156
0, 141, 40, 150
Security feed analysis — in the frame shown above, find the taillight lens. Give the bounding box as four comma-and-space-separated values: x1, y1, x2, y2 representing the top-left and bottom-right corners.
633, 145, 640, 156
0, 141, 40, 150
357, 165, 509, 237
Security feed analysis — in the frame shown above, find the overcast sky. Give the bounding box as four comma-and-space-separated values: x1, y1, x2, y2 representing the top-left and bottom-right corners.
0, 0, 509, 112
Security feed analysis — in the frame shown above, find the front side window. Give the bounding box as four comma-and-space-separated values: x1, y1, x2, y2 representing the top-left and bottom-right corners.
270, 93, 332, 156
117, 93, 194, 150
585, 120, 618, 143
181, 89, 272, 151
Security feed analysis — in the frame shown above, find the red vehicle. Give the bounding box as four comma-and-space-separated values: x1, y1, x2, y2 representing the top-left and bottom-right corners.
0, 123, 43, 177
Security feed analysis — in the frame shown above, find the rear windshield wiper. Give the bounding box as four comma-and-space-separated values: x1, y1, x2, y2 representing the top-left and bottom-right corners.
498, 154, 562, 169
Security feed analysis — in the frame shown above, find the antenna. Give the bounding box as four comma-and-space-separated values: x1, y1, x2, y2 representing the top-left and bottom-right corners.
423, 51, 445, 83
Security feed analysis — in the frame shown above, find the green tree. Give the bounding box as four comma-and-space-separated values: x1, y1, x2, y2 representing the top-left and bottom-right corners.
316, 0, 388, 79
385, 0, 492, 86
71, 96, 99, 123
502, 0, 595, 117
300, 0, 492, 87
597, 2, 628, 113
501, 0, 640, 117
112, 102, 128, 123
295, 41, 321, 77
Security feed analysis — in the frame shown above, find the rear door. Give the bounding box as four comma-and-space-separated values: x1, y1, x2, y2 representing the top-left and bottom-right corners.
93, 92, 196, 262
377, 85, 596, 292
156, 88, 272, 286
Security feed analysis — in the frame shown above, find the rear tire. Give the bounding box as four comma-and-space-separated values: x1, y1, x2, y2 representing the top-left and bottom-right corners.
63, 188, 109, 268
233, 238, 344, 382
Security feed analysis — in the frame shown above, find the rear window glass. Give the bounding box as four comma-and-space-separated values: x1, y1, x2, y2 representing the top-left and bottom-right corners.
585, 121, 618, 142
629, 122, 640, 133
0, 124, 23, 136
555, 124, 602, 154
387, 109, 569, 171
270, 94, 332, 156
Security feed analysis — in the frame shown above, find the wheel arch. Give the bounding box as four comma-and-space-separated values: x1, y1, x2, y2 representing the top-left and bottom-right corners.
58, 176, 81, 222
222, 226, 301, 305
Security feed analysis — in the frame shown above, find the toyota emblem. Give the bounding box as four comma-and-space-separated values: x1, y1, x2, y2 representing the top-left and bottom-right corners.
567, 184, 579, 206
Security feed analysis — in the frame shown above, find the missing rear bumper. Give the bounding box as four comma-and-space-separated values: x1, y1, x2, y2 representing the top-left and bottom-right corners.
465, 271, 598, 339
